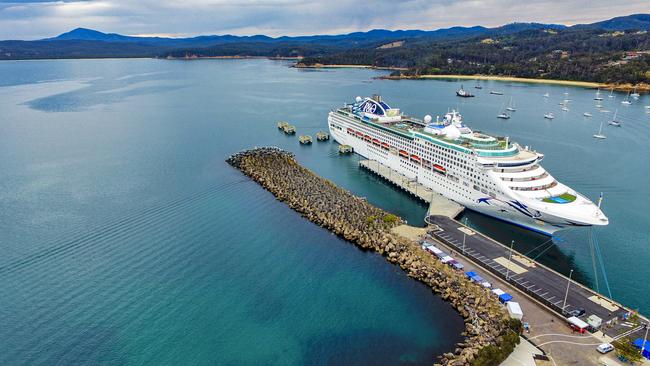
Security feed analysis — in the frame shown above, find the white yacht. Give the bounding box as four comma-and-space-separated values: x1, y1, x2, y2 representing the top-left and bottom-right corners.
328, 95, 609, 235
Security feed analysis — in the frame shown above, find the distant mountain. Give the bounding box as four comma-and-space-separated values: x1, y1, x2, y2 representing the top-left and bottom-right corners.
0, 14, 647, 61
579, 14, 650, 30
50, 28, 135, 42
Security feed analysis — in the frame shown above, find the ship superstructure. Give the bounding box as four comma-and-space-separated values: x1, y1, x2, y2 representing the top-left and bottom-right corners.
328, 95, 609, 235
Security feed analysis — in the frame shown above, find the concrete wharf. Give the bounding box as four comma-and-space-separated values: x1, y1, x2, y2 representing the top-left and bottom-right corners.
425, 214, 648, 342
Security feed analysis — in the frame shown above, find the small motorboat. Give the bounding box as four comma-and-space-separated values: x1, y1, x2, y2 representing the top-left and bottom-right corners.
544, 113, 555, 120
562, 107, 569, 112
543, 93, 550, 98
490, 91, 503, 95
497, 112, 510, 119
583, 112, 592, 117
456, 85, 474, 97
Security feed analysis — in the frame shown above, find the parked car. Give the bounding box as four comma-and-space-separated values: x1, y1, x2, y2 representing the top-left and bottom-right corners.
597, 343, 614, 354
569, 308, 586, 318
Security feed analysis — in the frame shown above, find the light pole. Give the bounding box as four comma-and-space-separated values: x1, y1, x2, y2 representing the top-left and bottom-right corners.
642, 322, 649, 358
506, 240, 514, 280
562, 269, 574, 315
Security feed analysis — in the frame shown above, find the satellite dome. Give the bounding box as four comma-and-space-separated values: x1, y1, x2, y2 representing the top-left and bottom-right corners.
355, 96, 363, 103
424, 115, 432, 123
442, 125, 461, 140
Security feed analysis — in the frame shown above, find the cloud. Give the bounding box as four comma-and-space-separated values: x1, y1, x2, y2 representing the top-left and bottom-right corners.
0, 0, 648, 40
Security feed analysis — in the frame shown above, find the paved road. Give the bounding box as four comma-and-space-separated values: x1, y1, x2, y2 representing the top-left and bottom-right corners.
425, 215, 643, 339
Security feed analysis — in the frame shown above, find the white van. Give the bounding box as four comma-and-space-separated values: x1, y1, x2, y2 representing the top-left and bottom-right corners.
596, 343, 614, 354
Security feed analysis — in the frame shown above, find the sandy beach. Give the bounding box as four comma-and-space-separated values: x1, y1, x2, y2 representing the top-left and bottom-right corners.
382, 73, 649, 92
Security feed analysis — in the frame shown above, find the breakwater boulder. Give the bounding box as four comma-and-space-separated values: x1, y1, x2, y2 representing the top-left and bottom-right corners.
227, 147, 520, 366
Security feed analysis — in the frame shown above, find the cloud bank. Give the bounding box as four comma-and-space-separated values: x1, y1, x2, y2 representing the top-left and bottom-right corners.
0, 0, 648, 40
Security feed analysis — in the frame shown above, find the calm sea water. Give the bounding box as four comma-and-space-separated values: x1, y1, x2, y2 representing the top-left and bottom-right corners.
0, 59, 464, 366
0, 59, 648, 364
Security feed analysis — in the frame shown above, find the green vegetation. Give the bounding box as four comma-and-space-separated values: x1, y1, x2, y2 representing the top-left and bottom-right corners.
303, 28, 650, 84
472, 318, 523, 366
613, 337, 644, 363
543, 193, 577, 203
382, 214, 399, 224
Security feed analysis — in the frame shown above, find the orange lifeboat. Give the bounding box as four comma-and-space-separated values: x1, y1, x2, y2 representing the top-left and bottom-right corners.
364, 135, 372, 141
399, 150, 409, 157
381, 142, 390, 149
410, 154, 420, 162
433, 164, 446, 173
372, 138, 380, 145
355, 131, 363, 137
347, 128, 355, 134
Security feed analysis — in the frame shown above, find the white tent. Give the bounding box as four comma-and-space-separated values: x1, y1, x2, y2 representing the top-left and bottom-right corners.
507, 301, 523, 320
491, 288, 506, 296
567, 316, 589, 329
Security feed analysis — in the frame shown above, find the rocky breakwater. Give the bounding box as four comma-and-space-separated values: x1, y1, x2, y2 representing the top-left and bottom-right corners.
227, 147, 521, 366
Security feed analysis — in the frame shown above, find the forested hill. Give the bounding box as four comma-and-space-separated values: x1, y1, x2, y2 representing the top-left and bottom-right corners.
300, 27, 650, 84
1, 14, 649, 83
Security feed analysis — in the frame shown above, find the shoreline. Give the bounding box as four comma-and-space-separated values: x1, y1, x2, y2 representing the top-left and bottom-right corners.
226, 147, 521, 366
382, 73, 650, 92
293, 62, 408, 72
295, 63, 648, 91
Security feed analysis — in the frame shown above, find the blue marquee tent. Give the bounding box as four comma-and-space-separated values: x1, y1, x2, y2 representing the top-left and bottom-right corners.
633, 338, 650, 360
499, 293, 513, 303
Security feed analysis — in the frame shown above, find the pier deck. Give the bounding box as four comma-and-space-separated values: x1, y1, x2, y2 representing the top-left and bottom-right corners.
425, 214, 647, 341
359, 160, 465, 219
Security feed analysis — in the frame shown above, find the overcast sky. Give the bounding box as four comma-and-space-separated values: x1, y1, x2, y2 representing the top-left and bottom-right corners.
0, 0, 648, 40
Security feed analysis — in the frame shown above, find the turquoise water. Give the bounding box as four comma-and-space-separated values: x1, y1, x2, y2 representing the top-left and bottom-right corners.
1, 59, 649, 364
0, 59, 464, 366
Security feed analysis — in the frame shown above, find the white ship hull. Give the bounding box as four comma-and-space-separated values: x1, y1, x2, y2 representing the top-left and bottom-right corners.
328, 112, 599, 235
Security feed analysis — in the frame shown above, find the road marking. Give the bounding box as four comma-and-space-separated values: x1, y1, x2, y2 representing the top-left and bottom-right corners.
537, 340, 603, 347
493, 256, 528, 274
529, 333, 600, 340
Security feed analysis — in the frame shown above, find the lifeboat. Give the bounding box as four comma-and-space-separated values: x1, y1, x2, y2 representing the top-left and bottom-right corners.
347, 128, 355, 134
410, 154, 420, 162
381, 142, 390, 149
433, 164, 446, 173
399, 150, 409, 157
364, 135, 372, 141
355, 131, 364, 138
372, 138, 380, 145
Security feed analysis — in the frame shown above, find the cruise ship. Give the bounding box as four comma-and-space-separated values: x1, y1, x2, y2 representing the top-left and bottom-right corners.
328, 95, 609, 235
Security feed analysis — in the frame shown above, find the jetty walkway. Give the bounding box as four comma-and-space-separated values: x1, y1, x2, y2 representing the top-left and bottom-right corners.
359, 159, 465, 219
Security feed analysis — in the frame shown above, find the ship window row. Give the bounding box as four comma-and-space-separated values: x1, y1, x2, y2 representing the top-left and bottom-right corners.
501, 172, 549, 182
510, 181, 558, 191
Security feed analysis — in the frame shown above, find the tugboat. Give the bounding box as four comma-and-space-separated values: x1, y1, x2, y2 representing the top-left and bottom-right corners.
456, 85, 475, 98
